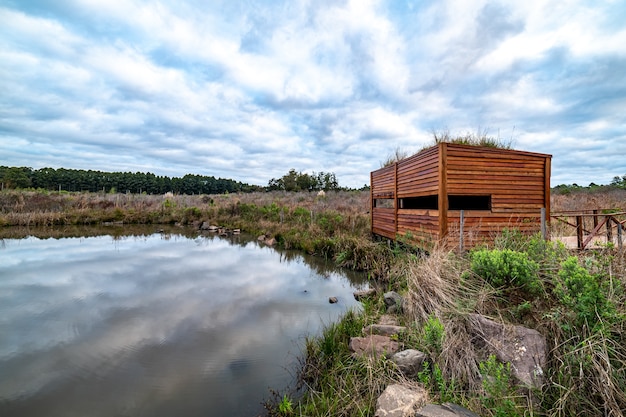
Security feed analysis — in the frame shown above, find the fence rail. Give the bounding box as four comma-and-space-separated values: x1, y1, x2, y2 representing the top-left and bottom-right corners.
551, 210, 626, 249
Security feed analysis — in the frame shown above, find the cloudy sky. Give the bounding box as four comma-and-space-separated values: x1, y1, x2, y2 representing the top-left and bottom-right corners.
1, 0, 625, 188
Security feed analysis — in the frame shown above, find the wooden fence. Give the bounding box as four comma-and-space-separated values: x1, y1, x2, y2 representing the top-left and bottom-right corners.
551, 210, 626, 249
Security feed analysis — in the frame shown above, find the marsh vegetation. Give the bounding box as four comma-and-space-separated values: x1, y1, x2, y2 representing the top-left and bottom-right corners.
1, 186, 625, 416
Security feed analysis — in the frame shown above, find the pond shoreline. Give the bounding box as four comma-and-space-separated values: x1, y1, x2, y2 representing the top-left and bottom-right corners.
2, 189, 626, 416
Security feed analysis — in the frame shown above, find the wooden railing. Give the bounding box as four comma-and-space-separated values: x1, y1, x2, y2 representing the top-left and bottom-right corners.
551, 210, 626, 249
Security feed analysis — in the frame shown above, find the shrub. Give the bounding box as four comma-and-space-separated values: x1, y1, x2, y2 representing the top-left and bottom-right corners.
554, 256, 614, 328
470, 249, 542, 297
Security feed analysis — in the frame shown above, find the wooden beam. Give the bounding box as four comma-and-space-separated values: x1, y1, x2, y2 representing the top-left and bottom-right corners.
394, 162, 398, 237
582, 216, 609, 249
544, 156, 551, 224
576, 216, 584, 250
370, 171, 374, 236
438, 143, 448, 239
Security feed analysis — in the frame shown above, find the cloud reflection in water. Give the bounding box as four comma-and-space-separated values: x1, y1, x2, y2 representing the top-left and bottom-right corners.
0, 233, 366, 417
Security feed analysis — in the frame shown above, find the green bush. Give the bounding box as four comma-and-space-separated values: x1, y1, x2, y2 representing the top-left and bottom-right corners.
470, 249, 542, 296
554, 256, 614, 328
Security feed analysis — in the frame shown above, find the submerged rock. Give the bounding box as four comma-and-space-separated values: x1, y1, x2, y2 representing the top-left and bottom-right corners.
353, 288, 377, 301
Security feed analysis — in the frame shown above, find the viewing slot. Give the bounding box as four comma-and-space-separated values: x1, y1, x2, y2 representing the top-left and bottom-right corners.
448, 195, 491, 211
399, 195, 438, 210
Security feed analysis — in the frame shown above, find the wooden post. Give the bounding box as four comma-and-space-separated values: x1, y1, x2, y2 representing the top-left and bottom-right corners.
544, 156, 551, 227
459, 210, 465, 252
615, 218, 622, 248
438, 143, 448, 240
370, 172, 374, 236
606, 216, 613, 243
576, 215, 584, 250
541, 208, 547, 240
593, 209, 598, 228
394, 162, 398, 237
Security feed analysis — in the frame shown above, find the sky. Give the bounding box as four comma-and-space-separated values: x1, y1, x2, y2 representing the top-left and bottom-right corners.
1, 0, 625, 189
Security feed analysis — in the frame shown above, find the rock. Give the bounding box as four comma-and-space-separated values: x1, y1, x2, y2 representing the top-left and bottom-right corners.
414, 403, 481, 417
265, 237, 276, 246
378, 315, 399, 326
329, 296, 338, 304
363, 324, 406, 337
384, 291, 404, 314
470, 314, 547, 389
257, 234, 267, 241
440, 403, 481, 417
374, 384, 428, 417
391, 349, 427, 378
415, 404, 458, 417
353, 288, 377, 301
349, 335, 400, 358
200, 222, 219, 232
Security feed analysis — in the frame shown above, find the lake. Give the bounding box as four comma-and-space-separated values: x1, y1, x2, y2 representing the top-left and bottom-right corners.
0, 227, 368, 416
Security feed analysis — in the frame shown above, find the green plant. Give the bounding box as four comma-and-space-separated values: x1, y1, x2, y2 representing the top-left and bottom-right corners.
162, 198, 175, 210
278, 394, 293, 415
554, 256, 615, 328
479, 355, 521, 417
470, 248, 542, 297
421, 314, 445, 357
418, 360, 458, 404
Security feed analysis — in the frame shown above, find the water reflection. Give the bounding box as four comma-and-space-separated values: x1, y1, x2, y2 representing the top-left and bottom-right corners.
0, 229, 367, 417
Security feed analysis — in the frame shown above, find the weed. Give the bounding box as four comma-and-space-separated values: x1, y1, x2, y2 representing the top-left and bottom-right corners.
277, 394, 293, 415
421, 314, 445, 357
479, 355, 521, 417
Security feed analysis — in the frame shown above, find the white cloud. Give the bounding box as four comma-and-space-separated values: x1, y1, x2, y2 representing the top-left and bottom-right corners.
1, 0, 625, 187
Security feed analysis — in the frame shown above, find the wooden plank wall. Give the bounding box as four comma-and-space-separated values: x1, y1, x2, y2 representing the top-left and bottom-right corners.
371, 164, 395, 198
371, 164, 396, 239
371, 143, 551, 248
395, 146, 441, 240
396, 146, 440, 196
445, 144, 550, 247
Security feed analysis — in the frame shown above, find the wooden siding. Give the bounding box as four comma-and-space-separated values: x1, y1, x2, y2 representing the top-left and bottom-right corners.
396, 146, 440, 197
371, 143, 551, 248
372, 207, 396, 239
397, 209, 440, 241
371, 164, 396, 198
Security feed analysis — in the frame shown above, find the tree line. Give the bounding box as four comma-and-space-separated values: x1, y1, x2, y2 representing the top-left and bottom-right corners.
267, 169, 340, 192
0, 166, 348, 194
552, 174, 626, 194
0, 166, 261, 194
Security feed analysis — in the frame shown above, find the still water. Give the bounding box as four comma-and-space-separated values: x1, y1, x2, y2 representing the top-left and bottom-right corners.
0, 229, 367, 417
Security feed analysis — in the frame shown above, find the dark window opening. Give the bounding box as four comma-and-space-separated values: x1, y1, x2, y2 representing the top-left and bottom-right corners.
374, 199, 394, 209
399, 195, 438, 210
448, 195, 491, 210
